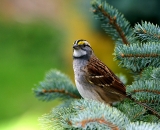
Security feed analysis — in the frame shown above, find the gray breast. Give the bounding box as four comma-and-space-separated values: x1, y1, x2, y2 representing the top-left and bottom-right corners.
73, 59, 104, 102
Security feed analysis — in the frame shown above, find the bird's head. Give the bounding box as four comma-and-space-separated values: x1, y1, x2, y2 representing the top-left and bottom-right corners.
73, 39, 93, 59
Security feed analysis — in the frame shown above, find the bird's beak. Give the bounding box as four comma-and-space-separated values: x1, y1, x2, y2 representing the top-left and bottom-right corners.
73, 44, 79, 49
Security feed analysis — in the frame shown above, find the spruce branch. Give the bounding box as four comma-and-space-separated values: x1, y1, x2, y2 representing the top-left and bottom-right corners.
40, 99, 130, 130
39, 107, 76, 130
92, 0, 134, 45
114, 42, 160, 72
137, 67, 155, 80
70, 99, 130, 129
134, 21, 160, 42
115, 99, 147, 122
131, 66, 160, 81
134, 101, 160, 120
33, 69, 81, 101
116, 99, 160, 122
126, 80, 160, 118
39, 99, 160, 130
127, 80, 160, 103
41, 89, 80, 99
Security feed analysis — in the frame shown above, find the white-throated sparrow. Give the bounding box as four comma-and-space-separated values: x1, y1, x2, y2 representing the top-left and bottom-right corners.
73, 39, 126, 104
72, 39, 160, 118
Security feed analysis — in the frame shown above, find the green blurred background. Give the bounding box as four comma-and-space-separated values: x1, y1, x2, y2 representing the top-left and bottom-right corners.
0, 0, 160, 129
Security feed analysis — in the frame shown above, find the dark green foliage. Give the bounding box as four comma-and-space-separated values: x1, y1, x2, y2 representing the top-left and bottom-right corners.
116, 99, 159, 122
116, 99, 146, 122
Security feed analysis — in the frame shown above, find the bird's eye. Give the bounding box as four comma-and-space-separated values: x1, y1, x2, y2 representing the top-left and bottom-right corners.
83, 44, 86, 47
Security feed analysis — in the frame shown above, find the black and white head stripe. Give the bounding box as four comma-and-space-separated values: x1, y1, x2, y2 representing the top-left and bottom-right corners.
73, 39, 91, 47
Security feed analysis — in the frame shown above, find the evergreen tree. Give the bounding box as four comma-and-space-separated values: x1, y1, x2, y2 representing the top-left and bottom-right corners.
33, 0, 160, 129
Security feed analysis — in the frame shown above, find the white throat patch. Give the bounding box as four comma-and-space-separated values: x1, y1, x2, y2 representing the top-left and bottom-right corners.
73, 49, 87, 57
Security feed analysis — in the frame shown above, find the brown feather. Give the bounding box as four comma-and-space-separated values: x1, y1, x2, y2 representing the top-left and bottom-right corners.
84, 54, 126, 103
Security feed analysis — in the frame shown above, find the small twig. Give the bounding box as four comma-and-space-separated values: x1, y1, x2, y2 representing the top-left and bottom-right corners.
136, 29, 160, 40
127, 95, 160, 119
121, 53, 160, 58
75, 117, 119, 130
97, 5, 129, 45
42, 89, 81, 99
134, 89, 160, 95
136, 101, 160, 119
132, 109, 146, 121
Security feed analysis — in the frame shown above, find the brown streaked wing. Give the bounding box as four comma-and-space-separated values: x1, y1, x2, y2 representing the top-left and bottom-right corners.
85, 55, 126, 95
